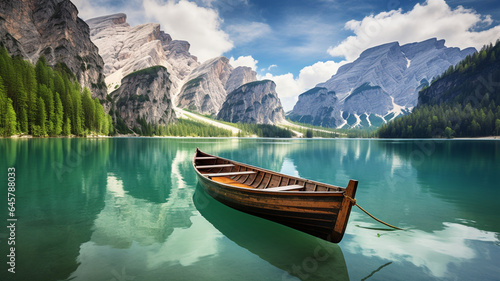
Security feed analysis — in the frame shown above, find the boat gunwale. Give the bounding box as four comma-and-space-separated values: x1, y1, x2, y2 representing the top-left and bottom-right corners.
193, 148, 346, 196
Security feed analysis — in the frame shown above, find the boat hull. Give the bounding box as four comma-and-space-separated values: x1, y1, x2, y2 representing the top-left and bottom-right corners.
193, 149, 357, 243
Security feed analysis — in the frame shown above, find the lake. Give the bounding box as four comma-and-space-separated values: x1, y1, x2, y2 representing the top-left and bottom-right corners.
1, 138, 499, 281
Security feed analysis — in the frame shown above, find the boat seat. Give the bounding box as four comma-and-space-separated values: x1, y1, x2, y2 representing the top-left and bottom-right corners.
265, 185, 304, 191
211, 177, 255, 189
196, 164, 235, 169
205, 171, 256, 177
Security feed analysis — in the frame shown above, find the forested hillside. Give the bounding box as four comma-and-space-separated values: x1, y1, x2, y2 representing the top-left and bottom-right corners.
378, 40, 500, 138
0, 47, 112, 137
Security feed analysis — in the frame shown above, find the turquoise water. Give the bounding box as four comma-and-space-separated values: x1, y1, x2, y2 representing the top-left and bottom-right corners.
0, 138, 499, 280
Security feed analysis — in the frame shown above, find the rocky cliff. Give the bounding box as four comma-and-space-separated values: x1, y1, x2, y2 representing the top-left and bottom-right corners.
176, 57, 232, 115
217, 80, 285, 124
87, 13, 260, 120
110, 66, 176, 130
225, 66, 258, 94
290, 38, 476, 128
418, 44, 500, 107
87, 13, 199, 96
0, 0, 106, 99
176, 60, 258, 115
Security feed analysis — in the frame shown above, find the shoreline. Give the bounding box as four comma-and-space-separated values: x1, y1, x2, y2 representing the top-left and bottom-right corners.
2, 134, 499, 140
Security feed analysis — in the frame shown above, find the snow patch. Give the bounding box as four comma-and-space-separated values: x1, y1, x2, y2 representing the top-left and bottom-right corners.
375, 114, 387, 124
336, 111, 348, 129
387, 96, 406, 121
352, 113, 361, 128
365, 113, 372, 127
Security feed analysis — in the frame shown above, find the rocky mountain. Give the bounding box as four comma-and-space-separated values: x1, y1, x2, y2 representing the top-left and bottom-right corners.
87, 13, 259, 121
109, 66, 176, 131
418, 43, 500, 107
225, 66, 257, 94
87, 13, 199, 96
290, 38, 476, 128
0, 0, 106, 99
176, 57, 257, 115
378, 40, 500, 138
217, 80, 285, 124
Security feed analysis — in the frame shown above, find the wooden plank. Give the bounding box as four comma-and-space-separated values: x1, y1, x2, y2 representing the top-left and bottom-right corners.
255, 173, 267, 188
265, 185, 304, 191
195, 157, 217, 160
264, 174, 273, 188
196, 164, 235, 169
211, 177, 255, 189
248, 171, 260, 186
205, 171, 256, 177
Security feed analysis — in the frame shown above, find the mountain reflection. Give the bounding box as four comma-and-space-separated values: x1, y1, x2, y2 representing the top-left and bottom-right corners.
68, 144, 220, 280
0, 139, 110, 281
2, 138, 498, 281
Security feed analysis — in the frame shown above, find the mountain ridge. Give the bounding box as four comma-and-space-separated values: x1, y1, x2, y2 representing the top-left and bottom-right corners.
290, 38, 476, 129
378, 40, 500, 138
218, 80, 285, 124
0, 0, 107, 100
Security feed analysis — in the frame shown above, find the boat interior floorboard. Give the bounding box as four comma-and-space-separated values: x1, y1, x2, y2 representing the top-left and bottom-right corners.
212, 177, 255, 189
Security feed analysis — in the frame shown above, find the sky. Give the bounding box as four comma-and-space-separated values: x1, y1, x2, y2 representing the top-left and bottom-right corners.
73, 0, 500, 110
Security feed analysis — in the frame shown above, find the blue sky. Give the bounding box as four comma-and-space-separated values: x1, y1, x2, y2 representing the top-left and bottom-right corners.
74, 0, 500, 110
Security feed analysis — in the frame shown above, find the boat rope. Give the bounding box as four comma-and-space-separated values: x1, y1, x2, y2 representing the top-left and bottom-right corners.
344, 195, 404, 230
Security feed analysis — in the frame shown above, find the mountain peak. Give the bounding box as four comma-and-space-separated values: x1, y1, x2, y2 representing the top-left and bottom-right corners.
292, 38, 476, 128
0, 0, 107, 99
86, 13, 127, 27
218, 80, 285, 124
359, 41, 400, 59
87, 13, 199, 95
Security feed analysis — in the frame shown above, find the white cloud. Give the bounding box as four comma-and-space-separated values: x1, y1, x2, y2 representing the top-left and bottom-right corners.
72, 0, 115, 20
260, 60, 347, 111
226, 21, 272, 45
143, 0, 233, 62
229, 55, 258, 70
267, 64, 277, 71
328, 0, 500, 61
73, 0, 146, 24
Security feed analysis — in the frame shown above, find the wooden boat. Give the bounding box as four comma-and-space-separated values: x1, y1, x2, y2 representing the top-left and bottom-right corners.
193, 148, 358, 243
193, 187, 349, 280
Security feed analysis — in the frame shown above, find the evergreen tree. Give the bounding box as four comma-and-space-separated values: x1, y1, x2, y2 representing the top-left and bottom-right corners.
54, 92, 64, 135
0, 48, 15, 95
35, 56, 49, 86
0, 76, 7, 131
107, 115, 113, 135
63, 117, 71, 136
82, 88, 95, 132
38, 84, 56, 135
3, 98, 17, 136
94, 97, 104, 133
11, 57, 28, 133
0, 48, 112, 137
36, 97, 47, 136
71, 89, 84, 136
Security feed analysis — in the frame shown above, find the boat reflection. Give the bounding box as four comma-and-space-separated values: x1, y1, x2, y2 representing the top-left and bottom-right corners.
194, 185, 350, 281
